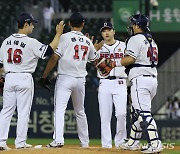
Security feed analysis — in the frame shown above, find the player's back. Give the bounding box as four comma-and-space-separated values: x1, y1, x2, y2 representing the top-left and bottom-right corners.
126, 34, 158, 80
56, 31, 97, 77
0, 33, 45, 73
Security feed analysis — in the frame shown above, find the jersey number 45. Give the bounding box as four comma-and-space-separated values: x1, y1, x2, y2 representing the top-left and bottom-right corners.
147, 47, 158, 62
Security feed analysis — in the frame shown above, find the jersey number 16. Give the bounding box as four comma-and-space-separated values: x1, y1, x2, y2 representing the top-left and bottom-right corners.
7, 48, 22, 64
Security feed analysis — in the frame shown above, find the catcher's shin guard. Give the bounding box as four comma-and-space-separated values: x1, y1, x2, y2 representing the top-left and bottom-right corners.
127, 107, 142, 146
127, 120, 142, 146
137, 110, 159, 148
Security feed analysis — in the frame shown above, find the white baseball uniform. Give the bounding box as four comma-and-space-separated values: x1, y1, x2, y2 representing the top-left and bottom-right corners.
97, 40, 127, 148
124, 33, 160, 150
125, 34, 158, 111
0, 33, 47, 148
52, 31, 98, 146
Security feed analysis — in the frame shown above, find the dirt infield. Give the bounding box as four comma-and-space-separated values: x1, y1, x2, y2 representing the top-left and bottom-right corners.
1, 145, 180, 154
1, 147, 137, 154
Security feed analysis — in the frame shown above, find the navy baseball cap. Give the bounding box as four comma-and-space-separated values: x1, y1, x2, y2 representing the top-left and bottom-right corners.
70, 12, 85, 24
17, 12, 38, 24
100, 22, 114, 32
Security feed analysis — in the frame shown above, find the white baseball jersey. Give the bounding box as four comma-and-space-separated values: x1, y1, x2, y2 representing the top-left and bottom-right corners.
97, 40, 127, 148
52, 30, 96, 145
0, 33, 48, 148
125, 34, 158, 80
97, 40, 127, 78
55, 31, 98, 77
0, 33, 47, 73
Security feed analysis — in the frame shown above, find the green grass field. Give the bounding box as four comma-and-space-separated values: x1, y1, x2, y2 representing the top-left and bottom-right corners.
7, 138, 180, 153
7, 138, 180, 145
7, 138, 101, 145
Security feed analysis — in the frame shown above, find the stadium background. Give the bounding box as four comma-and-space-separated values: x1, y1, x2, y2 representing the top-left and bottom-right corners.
0, 0, 180, 153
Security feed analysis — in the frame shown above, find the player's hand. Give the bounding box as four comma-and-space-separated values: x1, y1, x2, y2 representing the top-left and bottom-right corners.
85, 33, 104, 51
85, 33, 94, 42
94, 40, 104, 51
56, 20, 65, 36
38, 77, 51, 91
0, 76, 5, 94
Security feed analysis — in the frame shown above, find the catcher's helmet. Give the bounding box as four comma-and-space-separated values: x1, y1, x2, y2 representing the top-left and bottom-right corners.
129, 14, 150, 32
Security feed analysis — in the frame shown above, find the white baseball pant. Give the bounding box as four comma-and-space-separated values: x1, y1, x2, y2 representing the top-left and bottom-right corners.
53, 74, 89, 147
98, 78, 127, 148
0, 73, 34, 147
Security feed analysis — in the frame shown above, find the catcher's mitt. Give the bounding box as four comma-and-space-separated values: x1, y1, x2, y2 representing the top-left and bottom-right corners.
38, 77, 51, 91
0, 76, 5, 94
95, 58, 116, 77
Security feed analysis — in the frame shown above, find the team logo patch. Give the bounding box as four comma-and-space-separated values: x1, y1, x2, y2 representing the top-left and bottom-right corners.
118, 48, 121, 52
118, 80, 123, 84
104, 23, 108, 26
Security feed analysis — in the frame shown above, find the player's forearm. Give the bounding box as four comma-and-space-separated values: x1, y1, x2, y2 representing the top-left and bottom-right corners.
49, 20, 64, 51
42, 57, 58, 79
0, 67, 4, 77
49, 33, 62, 51
121, 56, 135, 66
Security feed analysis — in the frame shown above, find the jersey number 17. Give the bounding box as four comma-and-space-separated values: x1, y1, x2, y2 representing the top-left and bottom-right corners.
74, 45, 88, 60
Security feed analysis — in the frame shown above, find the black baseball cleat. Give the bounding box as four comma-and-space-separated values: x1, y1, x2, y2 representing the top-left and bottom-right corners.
46, 140, 64, 148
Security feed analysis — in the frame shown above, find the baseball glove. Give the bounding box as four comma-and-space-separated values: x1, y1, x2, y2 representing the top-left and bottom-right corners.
38, 77, 51, 91
95, 58, 116, 77
0, 76, 5, 94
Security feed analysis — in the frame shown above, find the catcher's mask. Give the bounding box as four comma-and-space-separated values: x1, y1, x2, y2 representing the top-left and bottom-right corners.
127, 14, 150, 36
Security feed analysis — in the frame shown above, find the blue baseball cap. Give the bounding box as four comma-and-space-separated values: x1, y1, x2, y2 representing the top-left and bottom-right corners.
17, 12, 38, 24
100, 22, 114, 32
70, 12, 85, 24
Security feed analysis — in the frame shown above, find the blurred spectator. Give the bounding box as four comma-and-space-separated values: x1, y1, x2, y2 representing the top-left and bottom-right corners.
43, 1, 55, 33
178, 101, 180, 118
174, 97, 180, 118
166, 97, 172, 119
51, 0, 60, 13
33, 0, 38, 8
167, 96, 179, 119
60, 0, 70, 12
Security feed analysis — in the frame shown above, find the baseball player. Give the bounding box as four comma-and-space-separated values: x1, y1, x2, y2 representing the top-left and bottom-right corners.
119, 14, 163, 153
97, 22, 127, 148
40, 12, 102, 148
0, 12, 64, 150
